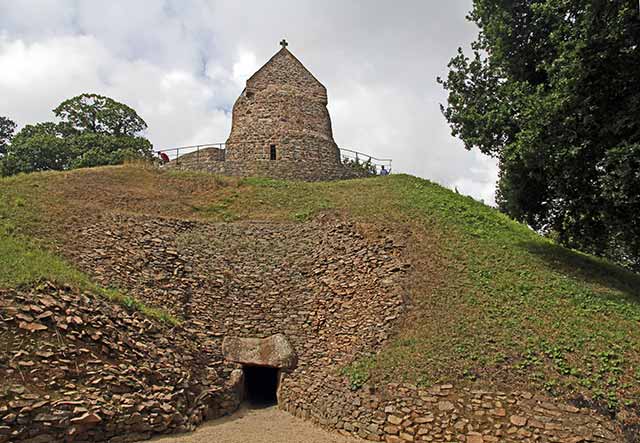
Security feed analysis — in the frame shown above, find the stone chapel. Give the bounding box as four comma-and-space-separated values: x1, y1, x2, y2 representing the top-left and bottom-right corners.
167, 41, 365, 181
223, 39, 354, 180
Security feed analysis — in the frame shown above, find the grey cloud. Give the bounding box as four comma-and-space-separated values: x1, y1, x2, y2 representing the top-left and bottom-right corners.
0, 0, 498, 203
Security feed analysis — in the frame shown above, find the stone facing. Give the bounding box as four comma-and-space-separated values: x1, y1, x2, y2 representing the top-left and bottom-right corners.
281, 382, 621, 442
2, 214, 625, 442
167, 153, 368, 182
0, 283, 242, 443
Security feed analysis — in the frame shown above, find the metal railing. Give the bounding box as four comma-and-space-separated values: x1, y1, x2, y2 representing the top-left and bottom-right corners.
155, 143, 392, 174
156, 143, 226, 165
339, 148, 392, 174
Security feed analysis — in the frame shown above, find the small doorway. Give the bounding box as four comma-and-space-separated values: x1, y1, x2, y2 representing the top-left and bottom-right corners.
243, 365, 279, 407
270, 144, 277, 160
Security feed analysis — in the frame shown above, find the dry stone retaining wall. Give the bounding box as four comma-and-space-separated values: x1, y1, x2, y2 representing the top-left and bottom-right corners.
165, 150, 368, 181
2, 213, 626, 442
0, 284, 241, 443
282, 380, 621, 442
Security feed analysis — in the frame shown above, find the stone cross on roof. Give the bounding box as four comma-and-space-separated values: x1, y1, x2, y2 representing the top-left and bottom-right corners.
280, 39, 288, 48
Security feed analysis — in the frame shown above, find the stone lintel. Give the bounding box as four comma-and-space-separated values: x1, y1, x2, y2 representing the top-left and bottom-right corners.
222, 333, 297, 369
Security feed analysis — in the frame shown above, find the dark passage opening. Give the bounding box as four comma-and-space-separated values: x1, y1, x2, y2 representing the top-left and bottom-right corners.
270, 144, 277, 160
243, 366, 279, 407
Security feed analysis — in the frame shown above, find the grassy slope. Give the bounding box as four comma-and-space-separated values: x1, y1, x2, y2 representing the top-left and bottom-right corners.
1, 165, 639, 414
381, 178, 640, 410
0, 170, 178, 324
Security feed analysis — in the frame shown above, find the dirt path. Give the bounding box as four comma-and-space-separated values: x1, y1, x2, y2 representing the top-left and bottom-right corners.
146, 407, 362, 443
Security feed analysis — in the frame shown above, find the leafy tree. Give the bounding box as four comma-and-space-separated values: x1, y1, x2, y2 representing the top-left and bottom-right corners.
0, 116, 17, 157
0, 135, 71, 176
11, 122, 63, 142
1, 94, 153, 177
53, 93, 147, 136
67, 133, 152, 168
439, 0, 640, 270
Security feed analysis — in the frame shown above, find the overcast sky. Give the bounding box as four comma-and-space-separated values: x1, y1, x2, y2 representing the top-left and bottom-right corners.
0, 0, 498, 203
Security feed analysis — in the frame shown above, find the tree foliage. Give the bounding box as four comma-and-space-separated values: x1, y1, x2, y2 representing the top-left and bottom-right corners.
67, 133, 152, 168
342, 156, 378, 176
439, 0, 640, 270
0, 134, 72, 176
53, 93, 147, 136
1, 94, 152, 177
0, 116, 17, 157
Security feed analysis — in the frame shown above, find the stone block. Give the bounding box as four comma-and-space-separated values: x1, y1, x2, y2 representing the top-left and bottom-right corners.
222, 334, 297, 369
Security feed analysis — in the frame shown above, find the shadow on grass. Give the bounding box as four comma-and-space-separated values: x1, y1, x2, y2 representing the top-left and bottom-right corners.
519, 240, 640, 299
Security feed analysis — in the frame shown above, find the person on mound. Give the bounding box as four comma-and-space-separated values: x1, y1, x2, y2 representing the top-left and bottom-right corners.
379, 165, 390, 176
158, 151, 170, 164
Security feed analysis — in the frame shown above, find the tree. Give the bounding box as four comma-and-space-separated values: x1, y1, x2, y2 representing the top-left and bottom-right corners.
1, 94, 153, 177
53, 93, 147, 136
439, 0, 640, 270
66, 133, 152, 168
0, 116, 17, 157
0, 134, 71, 176
11, 122, 63, 142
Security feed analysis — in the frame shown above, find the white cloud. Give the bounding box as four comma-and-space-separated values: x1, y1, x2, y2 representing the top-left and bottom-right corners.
0, 35, 106, 123
452, 151, 500, 205
0, 0, 499, 203
0, 34, 232, 150
231, 50, 259, 87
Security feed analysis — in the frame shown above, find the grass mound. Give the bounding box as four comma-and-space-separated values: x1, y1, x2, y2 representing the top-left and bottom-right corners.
0, 169, 178, 324
1, 164, 638, 419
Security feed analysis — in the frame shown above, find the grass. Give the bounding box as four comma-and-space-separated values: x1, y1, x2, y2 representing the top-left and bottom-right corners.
373, 175, 640, 413
341, 354, 377, 390
1, 164, 639, 415
223, 173, 640, 412
0, 170, 179, 325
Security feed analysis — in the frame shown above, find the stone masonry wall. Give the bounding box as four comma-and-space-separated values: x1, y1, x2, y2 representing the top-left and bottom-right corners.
0, 283, 243, 443
163, 46, 369, 181
164, 147, 368, 181
225, 47, 340, 169
4, 213, 625, 442
170, 147, 225, 165
281, 380, 621, 442
195, 46, 345, 181
63, 216, 627, 442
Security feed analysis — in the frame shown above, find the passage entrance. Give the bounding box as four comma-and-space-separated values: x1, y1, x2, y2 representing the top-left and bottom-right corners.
243, 366, 279, 406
